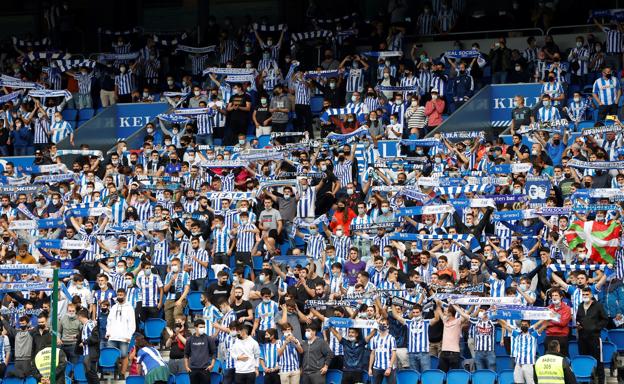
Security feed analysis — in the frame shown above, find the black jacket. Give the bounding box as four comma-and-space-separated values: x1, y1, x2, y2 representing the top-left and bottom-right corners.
576, 299, 609, 335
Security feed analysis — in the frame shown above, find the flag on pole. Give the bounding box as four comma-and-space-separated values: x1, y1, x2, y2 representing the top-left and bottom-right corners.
565, 220, 622, 264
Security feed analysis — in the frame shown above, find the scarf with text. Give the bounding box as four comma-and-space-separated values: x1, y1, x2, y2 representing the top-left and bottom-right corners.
567, 159, 624, 169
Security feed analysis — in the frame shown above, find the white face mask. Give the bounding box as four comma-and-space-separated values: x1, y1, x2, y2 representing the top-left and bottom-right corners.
167, 80, 174, 85
120, 67, 127, 73
171, 265, 179, 273
431, 94, 438, 100
336, 230, 343, 237
194, 90, 200, 96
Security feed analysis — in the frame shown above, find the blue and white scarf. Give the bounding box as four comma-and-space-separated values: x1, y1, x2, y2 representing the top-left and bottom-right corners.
175, 45, 217, 54
326, 127, 370, 142
567, 159, 624, 169
12, 37, 50, 47
200, 160, 247, 168
489, 163, 533, 174
56, 149, 103, 159
26, 52, 72, 61
34, 239, 90, 250
489, 305, 559, 320
153, 32, 188, 47
52, 59, 96, 72
173, 107, 211, 117
444, 49, 481, 59
320, 107, 365, 122
375, 84, 420, 92
0, 90, 23, 104
252, 23, 288, 32
399, 138, 439, 147
0, 78, 43, 90
224, 74, 256, 83
360, 51, 403, 58
34, 173, 77, 184
395, 204, 455, 216
157, 113, 191, 124
97, 52, 140, 61
28, 89, 72, 99
0, 185, 45, 194
238, 150, 284, 161
492, 209, 537, 222
202, 67, 255, 76
98, 27, 140, 36
204, 192, 254, 200
442, 131, 484, 139
290, 30, 334, 49
435, 184, 491, 195
303, 69, 341, 79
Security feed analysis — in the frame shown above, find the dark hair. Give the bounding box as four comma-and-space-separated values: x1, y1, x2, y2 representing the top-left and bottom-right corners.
77, 308, 89, 319
194, 319, 205, 327
547, 339, 560, 352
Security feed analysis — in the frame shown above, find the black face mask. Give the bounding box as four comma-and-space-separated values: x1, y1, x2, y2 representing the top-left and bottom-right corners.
520, 325, 529, 332
235, 295, 243, 300
39, 324, 46, 330
20, 325, 28, 330
117, 298, 125, 304
553, 139, 560, 145
584, 182, 592, 188
101, 308, 109, 314
605, 73, 612, 79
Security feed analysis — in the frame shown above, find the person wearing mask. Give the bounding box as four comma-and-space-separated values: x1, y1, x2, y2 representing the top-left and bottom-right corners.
536, 289, 571, 357
533, 340, 577, 384
576, 287, 609, 384
423, 89, 444, 133
268, 84, 291, 135
206, 270, 232, 304
184, 319, 217, 384
489, 37, 512, 84
163, 258, 190, 329
136, 261, 164, 322
165, 316, 191, 375
230, 322, 261, 384
368, 317, 397, 384
329, 326, 367, 384
58, 303, 82, 365
252, 95, 272, 136
509, 96, 534, 135
301, 324, 333, 384
106, 288, 136, 380
77, 308, 100, 384
225, 84, 252, 145
500, 319, 540, 384
592, 66, 621, 121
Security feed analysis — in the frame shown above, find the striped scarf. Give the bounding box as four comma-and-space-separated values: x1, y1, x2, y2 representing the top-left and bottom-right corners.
175, 45, 216, 54
360, 51, 403, 58
0, 91, 23, 104
202, 67, 255, 76
153, 33, 188, 47
12, 37, 50, 47
303, 70, 341, 79
52, 59, 96, 72
28, 89, 72, 99
252, 23, 288, 32
98, 27, 140, 35
290, 30, 334, 49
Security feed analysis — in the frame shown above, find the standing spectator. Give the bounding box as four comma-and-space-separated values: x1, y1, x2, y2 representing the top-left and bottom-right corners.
390, 304, 438, 373
568, 36, 590, 86
163, 258, 190, 329
489, 37, 512, 84
77, 308, 99, 384
576, 287, 609, 384
230, 323, 261, 384
301, 324, 333, 384
58, 303, 81, 365
225, 84, 252, 146
424, 89, 445, 133
436, 302, 466, 372
115, 62, 137, 103
67, 66, 94, 109
510, 96, 534, 135
49, 111, 74, 146
293, 72, 314, 138
106, 288, 136, 380
592, 67, 620, 121
136, 261, 164, 322
100, 66, 117, 107
184, 319, 217, 384
368, 317, 397, 384
537, 289, 571, 357
450, 62, 474, 110
165, 316, 191, 375
2, 315, 34, 378
500, 319, 540, 384
268, 84, 291, 135
276, 322, 303, 384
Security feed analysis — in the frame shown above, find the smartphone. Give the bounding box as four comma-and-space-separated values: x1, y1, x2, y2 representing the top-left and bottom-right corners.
606, 115, 618, 121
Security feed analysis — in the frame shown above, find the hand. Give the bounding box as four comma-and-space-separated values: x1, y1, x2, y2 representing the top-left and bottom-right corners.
186, 367, 192, 373
320, 366, 328, 375
175, 300, 183, 308
238, 354, 250, 361
384, 368, 391, 377
206, 364, 214, 372
369, 369, 373, 377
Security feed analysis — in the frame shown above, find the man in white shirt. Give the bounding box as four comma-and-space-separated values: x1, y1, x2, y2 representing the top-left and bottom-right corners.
230, 322, 260, 384
106, 288, 136, 380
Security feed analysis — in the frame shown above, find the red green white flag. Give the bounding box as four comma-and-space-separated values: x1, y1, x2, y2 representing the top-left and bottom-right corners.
565, 220, 621, 264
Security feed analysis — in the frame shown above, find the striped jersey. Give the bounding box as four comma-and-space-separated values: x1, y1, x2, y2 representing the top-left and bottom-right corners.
211, 226, 231, 253
511, 328, 537, 365
137, 273, 163, 307
537, 106, 561, 123
294, 80, 311, 105
260, 342, 279, 369
370, 333, 396, 370
152, 239, 170, 266
164, 271, 190, 300
406, 318, 430, 353
303, 233, 326, 260
203, 304, 223, 337
137, 347, 167, 374
254, 300, 279, 330
469, 318, 495, 351
74, 72, 94, 94
115, 70, 135, 95
50, 120, 73, 144
33, 117, 49, 144
346, 68, 364, 93
218, 309, 237, 344
593, 76, 620, 105
186, 247, 209, 280
297, 186, 316, 218
81, 320, 97, 355
235, 223, 257, 252
604, 27, 623, 53
277, 338, 300, 372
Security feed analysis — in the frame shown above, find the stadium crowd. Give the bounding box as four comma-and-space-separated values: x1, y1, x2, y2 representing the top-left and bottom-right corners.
1, 3, 624, 384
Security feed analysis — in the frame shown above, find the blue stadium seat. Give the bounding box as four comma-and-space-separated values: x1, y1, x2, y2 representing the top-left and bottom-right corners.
569, 340, 579, 359
126, 376, 145, 384
603, 341, 617, 369
175, 373, 191, 384
24, 377, 37, 384
571, 355, 597, 383
62, 109, 78, 121
495, 343, 508, 356
187, 291, 204, 314
99, 347, 121, 375
73, 360, 87, 384
496, 355, 513, 373
608, 329, 624, 352
212, 360, 222, 373
69, 121, 76, 131
498, 369, 514, 384
429, 355, 439, 370
255, 374, 264, 384
397, 369, 420, 384
65, 362, 73, 377
258, 135, 271, 148
144, 318, 167, 344
420, 369, 445, 384
3, 378, 24, 384
210, 372, 223, 384
5, 362, 15, 378
78, 108, 95, 120
252, 256, 264, 271
446, 369, 470, 384
66, 375, 73, 384
537, 342, 545, 356
471, 369, 497, 384
325, 369, 342, 384
601, 329, 609, 341
77, 119, 88, 127
310, 96, 324, 116
168, 375, 175, 384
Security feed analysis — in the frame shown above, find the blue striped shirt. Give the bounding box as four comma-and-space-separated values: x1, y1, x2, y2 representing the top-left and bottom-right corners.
164, 271, 190, 300
33, 117, 49, 144
152, 240, 170, 266
261, 342, 279, 369
137, 347, 167, 374
277, 338, 300, 372
511, 328, 537, 365
50, 120, 73, 144
203, 304, 222, 336
137, 273, 163, 308
81, 320, 96, 356
235, 223, 257, 252
406, 318, 430, 353
294, 80, 311, 105
370, 333, 396, 370
470, 318, 495, 352
218, 310, 237, 344
297, 186, 316, 218
303, 234, 326, 260
115, 70, 135, 95
186, 248, 209, 280
593, 76, 620, 105
254, 300, 279, 330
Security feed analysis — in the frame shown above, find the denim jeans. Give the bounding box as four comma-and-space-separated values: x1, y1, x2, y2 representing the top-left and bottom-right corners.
196, 133, 213, 146
475, 350, 496, 371
492, 71, 508, 84
408, 352, 431, 372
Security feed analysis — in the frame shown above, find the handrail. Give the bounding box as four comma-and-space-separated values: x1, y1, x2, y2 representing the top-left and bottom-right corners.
415, 27, 545, 38
546, 24, 598, 35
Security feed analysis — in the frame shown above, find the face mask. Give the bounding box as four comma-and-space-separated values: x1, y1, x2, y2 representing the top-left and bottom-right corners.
336, 230, 344, 237
470, 265, 479, 272
171, 265, 179, 273
117, 297, 125, 304
515, 65, 522, 72
309, 228, 318, 235
605, 73, 612, 79
395, 99, 403, 105
431, 94, 438, 100
378, 324, 388, 332
543, 100, 551, 107
235, 295, 243, 300
260, 98, 267, 105
120, 67, 127, 73
582, 297, 591, 303
552, 299, 561, 305
197, 327, 206, 335
520, 325, 529, 332
381, 207, 389, 214
125, 279, 133, 286
329, 82, 336, 89
519, 284, 527, 291
383, 73, 390, 79
284, 194, 291, 200
596, 46, 602, 52
305, 331, 313, 339
576, 41, 583, 48
477, 312, 485, 319
523, 219, 532, 227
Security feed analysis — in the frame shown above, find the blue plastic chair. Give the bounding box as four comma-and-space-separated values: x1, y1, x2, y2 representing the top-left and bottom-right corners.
210, 372, 223, 384
62, 109, 78, 121
255, 374, 264, 384
187, 291, 204, 314
446, 369, 470, 384
603, 341, 617, 369
3, 378, 24, 384
420, 369, 445, 384
212, 359, 222, 373
73, 359, 87, 383
99, 347, 121, 375
252, 256, 264, 271
78, 108, 95, 120
608, 329, 624, 352
126, 376, 145, 384
495, 343, 507, 356
167, 375, 175, 384
569, 340, 579, 359
144, 318, 167, 344
175, 373, 191, 384
325, 369, 343, 384
310, 96, 324, 116
471, 369, 497, 384
498, 369, 515, 384
397, 369, 420, 384
430, 355, 439, 370
5, 362, 16, 378
571, 355, 597, 383
65, 362, 73, 377
66, 375, 73, 384
496, 355, 513, 373
24, 377, 37, 384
